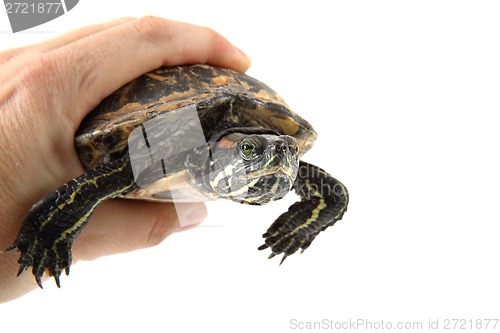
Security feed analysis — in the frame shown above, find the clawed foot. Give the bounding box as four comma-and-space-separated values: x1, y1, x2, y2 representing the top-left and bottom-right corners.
6, 232, 73, 288
4, 163, 125, 288
258, 161, 349, 264
258, 201, 319, 265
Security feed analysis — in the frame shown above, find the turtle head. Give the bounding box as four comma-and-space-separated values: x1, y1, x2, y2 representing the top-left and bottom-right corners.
207, 131, 299, 204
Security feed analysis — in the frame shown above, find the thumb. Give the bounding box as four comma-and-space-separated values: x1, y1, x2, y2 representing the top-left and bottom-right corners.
72, 200, 207, 261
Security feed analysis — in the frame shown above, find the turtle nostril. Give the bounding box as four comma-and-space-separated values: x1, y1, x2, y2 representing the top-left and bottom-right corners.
276, 141, 287, 153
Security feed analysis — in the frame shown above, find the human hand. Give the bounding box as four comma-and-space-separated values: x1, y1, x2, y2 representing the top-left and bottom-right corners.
0, 16, 250, 303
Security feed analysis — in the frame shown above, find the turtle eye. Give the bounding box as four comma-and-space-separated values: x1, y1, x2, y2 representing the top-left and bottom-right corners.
241, 143, 254, 155
239, 137, 261, 160
240, 142, 256, 158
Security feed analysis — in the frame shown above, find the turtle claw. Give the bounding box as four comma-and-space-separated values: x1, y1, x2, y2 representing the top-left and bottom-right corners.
54, 276, 61, 288
259, 242, 291, 264
279, 254, 288, 266
258, 243, 286, 263
16, 264, 26, 278
1, 244, 16, 254
36, 276, 44, 289
257, 243, 269, 251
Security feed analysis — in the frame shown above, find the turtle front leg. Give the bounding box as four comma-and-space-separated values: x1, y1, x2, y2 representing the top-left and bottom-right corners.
5, 157, 135, 288
258, 161, 349, 264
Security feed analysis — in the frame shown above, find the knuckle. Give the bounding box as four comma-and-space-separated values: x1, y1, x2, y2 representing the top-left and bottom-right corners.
174, 26, 221, 63
201, 26, 223, 47
117, 16, 135, 22
132, 16, 172, 44
203, 26, 220, 40
199, 27, 230, 62
0, 46, 26, 64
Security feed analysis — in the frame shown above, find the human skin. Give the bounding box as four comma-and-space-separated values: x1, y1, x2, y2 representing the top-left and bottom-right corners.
0, 16, 251, 303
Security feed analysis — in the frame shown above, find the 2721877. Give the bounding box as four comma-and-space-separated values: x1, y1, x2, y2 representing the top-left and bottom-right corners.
5, 2, 63, 14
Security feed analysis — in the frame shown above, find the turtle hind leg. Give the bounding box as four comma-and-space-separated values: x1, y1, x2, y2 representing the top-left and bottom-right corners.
7, 156, 135, 288
258, 161, 349, 262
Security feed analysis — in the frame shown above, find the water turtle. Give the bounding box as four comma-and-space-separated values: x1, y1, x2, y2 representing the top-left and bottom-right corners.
7, 64, 349, 288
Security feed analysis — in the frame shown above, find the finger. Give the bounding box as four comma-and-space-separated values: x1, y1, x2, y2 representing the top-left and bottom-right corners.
47, 16, 250, 121
0, 17, 134, 65
36, 17, 136, 52
72, 199, 207, 261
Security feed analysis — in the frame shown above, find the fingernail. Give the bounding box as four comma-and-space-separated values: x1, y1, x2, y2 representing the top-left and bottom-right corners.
186, 207, 207, 224
235, 47, 251, 71
175, 203, 207, 229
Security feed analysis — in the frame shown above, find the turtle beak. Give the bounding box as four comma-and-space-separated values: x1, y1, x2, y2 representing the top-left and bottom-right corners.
278, 164, 297, 179
247, 165, 295, 180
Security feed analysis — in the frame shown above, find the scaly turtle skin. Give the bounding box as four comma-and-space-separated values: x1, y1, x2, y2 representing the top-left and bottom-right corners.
6, 65, 349, 288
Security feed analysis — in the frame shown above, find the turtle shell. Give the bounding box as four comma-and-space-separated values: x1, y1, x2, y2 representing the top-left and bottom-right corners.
76, 65, 316, 171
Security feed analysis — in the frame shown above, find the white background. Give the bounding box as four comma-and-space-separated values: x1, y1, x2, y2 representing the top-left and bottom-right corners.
1, 1, 500, 332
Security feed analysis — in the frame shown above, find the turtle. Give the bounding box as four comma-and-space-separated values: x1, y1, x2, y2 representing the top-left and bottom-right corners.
6, 64, 349, 288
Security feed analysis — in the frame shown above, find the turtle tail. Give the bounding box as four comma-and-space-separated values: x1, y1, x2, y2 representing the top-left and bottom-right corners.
258, 161, 349, 264
5, 155, 136, 288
